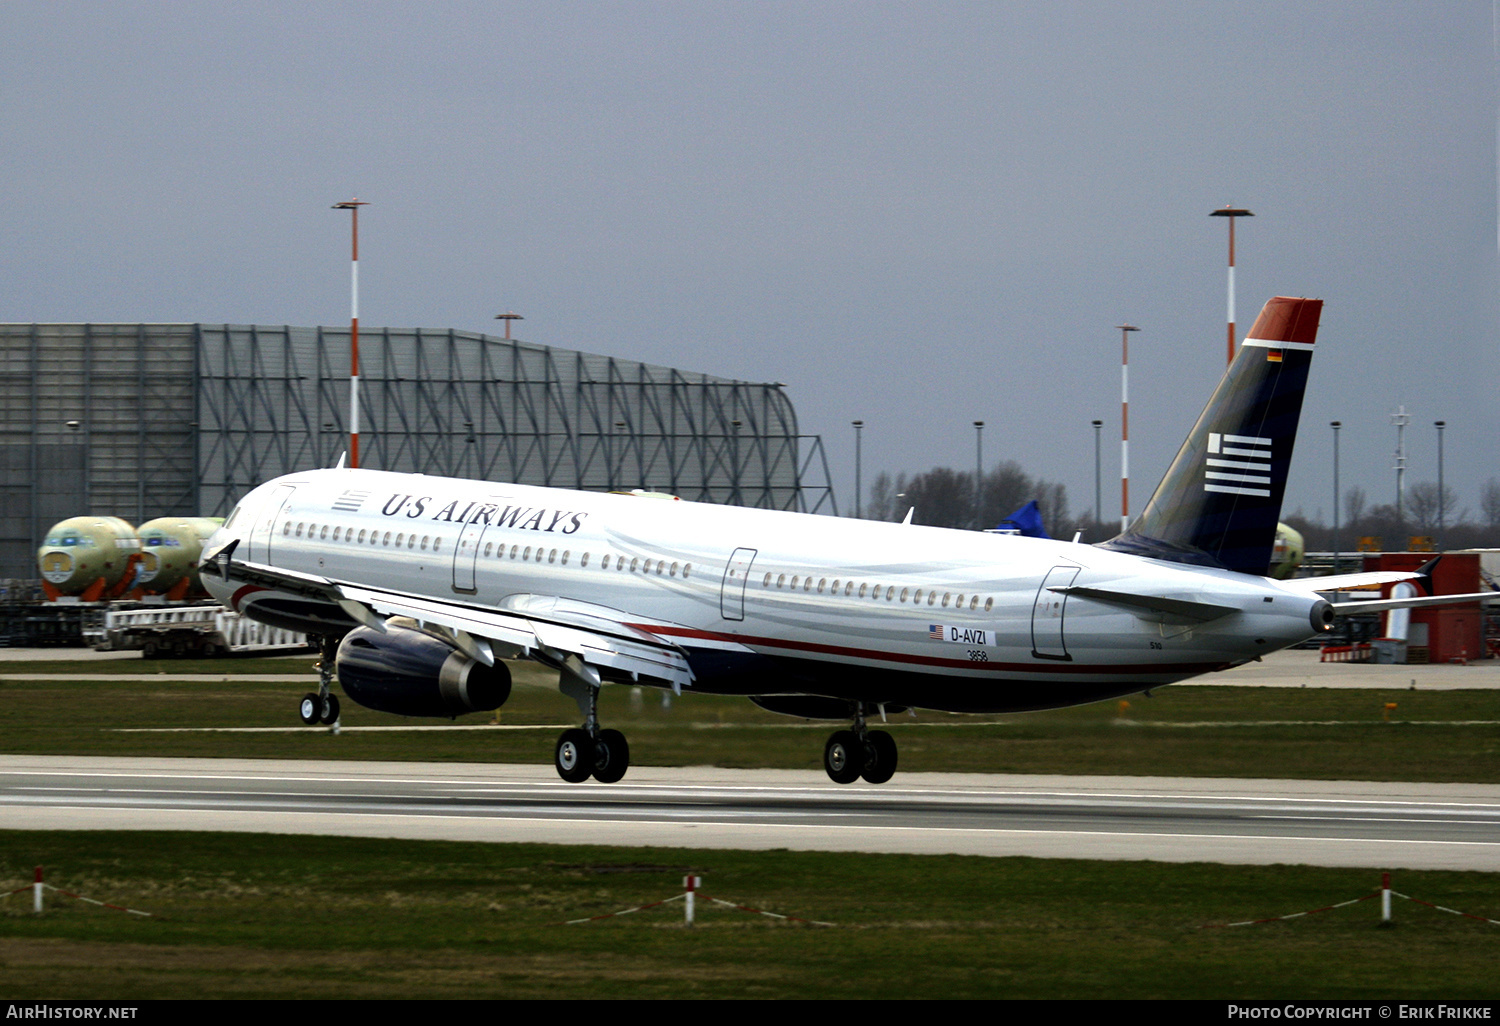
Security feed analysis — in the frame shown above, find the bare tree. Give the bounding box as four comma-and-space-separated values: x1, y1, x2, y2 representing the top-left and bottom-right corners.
1482, 478, 1500, 531
978, 461, 1034, 528
1405, 481, 1457, 534
900, 467, 974, 528
865, 472, 896, 522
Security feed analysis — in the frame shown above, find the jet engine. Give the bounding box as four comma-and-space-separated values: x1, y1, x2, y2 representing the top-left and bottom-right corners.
336, 622, 511, 718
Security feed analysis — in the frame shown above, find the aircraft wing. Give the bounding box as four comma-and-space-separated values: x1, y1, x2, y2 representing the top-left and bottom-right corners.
337, 585, 694, 688
208, 544, 694, 689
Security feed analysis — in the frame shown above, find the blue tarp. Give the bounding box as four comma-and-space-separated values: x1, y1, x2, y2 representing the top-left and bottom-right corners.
997, 500, 1049, 538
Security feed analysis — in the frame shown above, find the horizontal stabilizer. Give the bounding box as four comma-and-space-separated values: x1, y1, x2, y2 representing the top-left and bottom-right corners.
1279, 572, 1421, 593
1052, 585, 1238, 624
1330, 591, 1500, 615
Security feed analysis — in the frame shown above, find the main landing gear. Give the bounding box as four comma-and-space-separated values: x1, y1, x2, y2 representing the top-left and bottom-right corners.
823, 705, 897, 785
554, 656, 631, 783
299, 635, 342, 726
555, 727, 630, 784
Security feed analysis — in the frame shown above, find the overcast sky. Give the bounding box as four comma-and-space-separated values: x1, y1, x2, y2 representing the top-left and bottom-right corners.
4, 1, 1495, 526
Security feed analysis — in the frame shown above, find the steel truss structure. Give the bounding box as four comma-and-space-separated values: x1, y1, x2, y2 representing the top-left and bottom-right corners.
0, 323, 836, 579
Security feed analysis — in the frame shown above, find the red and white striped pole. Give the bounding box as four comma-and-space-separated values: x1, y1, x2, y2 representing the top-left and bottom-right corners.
34, 865, 43, 913
333, 199, 369, 468
1117, 324, 1139, 533
1210, 206, 1253, 368
1382, 871, 1392, 923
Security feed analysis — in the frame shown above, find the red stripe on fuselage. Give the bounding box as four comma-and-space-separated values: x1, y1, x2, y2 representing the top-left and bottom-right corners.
626, 621, 1223, 677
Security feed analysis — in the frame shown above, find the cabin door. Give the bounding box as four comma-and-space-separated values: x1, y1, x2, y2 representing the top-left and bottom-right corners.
249, 484, 297, 565
452, 497, 508, 593
1031, 565, 1080, 660
720, 547, 758, 621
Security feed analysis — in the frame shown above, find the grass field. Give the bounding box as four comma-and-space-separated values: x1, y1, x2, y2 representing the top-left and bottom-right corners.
2, 653, 1498, 781
3, 831, 1498, 999
4, 653, 1498, 999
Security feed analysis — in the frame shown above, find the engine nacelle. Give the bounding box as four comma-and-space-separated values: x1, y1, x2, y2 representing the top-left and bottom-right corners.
336, 623, 511, 718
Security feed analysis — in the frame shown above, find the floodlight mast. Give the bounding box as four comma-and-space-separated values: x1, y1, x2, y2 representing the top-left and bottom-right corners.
333, 199, 369, 468
1210, 206, 1253, 367
1117, 324, 1139, 533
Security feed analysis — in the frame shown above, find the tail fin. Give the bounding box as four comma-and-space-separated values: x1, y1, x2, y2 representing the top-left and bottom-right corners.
1098, 296, 1322, 576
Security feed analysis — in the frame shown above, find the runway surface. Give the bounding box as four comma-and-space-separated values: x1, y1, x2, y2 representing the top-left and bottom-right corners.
3, 755, 1497, 871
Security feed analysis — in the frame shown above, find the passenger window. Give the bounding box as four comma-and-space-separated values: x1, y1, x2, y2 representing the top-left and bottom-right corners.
602, 554, 612, 570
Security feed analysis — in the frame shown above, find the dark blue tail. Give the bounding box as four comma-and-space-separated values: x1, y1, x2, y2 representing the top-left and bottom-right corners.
1098, 296, 1322, 576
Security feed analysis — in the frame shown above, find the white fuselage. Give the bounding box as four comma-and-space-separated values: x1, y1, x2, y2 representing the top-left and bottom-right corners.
204, 467, 1326, 713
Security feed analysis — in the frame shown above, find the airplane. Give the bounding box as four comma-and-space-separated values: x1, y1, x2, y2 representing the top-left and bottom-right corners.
197, 295, 1492, 785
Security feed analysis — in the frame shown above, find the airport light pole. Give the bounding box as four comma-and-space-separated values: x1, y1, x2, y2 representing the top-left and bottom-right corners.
494, 312, 523, 340
1118, 324, 1139, 532
1391, 405, 1410, 522
973, 421, 984, 529
852, 420, 864, 519
1435, 420, 1446, 549
333, 198, 369, 468
1092, 419, 1103, 534
1210, 206, 1253, 367
1330, 421, 1341, 572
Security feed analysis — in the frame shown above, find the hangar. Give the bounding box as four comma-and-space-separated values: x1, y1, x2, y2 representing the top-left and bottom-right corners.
0, 323, 835, 580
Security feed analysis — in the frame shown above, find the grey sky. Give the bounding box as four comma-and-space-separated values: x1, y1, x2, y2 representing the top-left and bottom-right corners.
4, 1, 1495, 526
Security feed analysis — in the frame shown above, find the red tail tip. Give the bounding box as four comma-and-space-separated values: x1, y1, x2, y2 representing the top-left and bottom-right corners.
1247, 296, 1322, 346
